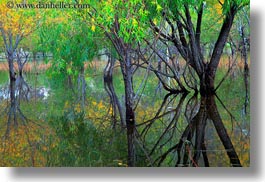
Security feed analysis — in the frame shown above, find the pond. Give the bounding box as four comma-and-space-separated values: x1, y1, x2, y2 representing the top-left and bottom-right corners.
0, 68, 250, 167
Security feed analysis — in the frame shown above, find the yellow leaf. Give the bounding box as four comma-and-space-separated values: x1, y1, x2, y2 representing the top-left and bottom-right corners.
132, 18, 138, 26
153, 18, 158, 25
91, 25, 96, 32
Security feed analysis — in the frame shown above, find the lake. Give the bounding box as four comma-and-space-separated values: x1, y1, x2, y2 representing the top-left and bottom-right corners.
0, 65, 250, 167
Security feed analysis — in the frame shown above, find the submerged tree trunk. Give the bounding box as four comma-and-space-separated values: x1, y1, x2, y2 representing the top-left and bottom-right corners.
172, 95, 241, 167
6, 55, 18, 137
103, 15, 137, 166
104, 53, 125, 128
207, 96, 242, 167
120, 49, 136, 167
4, 49, 31, 137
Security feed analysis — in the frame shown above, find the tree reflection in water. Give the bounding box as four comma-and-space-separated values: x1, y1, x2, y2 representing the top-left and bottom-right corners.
138, 93, 244, 167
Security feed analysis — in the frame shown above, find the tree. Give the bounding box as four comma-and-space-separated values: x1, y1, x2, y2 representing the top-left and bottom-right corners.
234, 6, 250, 114
0, 0, 40, 136
148, 0, 250, 95
85, 0, 251, 166
86, 0, 151, 166
39, 8, 97, 109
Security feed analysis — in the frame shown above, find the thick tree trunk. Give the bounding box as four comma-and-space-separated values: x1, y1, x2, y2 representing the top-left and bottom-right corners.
199, 65, 215, 96
174, 95, 241, 167
199, 8, 236, 96
207, 96, 242, 167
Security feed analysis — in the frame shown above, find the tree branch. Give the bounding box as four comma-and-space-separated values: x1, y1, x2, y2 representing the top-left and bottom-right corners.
209, 5, 237, 72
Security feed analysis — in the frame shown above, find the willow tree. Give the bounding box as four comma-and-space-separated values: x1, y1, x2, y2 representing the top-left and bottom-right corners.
0, 0, 39, 136
39, 9, 96, 109
148, 0, 249, 95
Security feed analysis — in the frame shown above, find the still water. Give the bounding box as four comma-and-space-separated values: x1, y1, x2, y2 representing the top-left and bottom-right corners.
0, 70, 250, 167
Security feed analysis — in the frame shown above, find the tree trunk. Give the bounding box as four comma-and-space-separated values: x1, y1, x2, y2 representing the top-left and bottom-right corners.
198, 7, 237, 95
15, 49, 31, 102
207, 96, 242, 167
104, 54, 125, 128
199, 64, 215, 96
5, 57, 18, 137
240, 26, 249, 115
174, 95, 241, 167
104, 20, 136, 166
120, 49, 136, 167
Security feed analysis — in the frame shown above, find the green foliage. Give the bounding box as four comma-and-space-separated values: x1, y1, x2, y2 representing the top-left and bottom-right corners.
39, 10, 97, 85
88, 0, 150, 43
146, 0, 250, 47
222, 0, 250, 15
